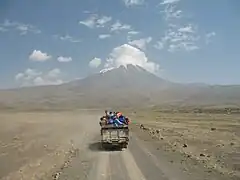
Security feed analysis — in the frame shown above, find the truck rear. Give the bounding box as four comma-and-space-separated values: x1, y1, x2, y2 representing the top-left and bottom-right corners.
101, 124, 129, 149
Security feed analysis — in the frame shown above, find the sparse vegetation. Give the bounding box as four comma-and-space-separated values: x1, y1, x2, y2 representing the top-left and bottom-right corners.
128, 109, 240, 178
0, 66, 240, 179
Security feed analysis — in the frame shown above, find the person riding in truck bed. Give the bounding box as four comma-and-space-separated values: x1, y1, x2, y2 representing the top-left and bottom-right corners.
106, 111, 129, 126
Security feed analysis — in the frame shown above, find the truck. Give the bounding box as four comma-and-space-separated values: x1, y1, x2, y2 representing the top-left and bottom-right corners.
100, 123, 129, 150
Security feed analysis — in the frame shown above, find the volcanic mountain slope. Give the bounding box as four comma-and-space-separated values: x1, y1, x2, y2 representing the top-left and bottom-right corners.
66, 64, 171, 91
0, 64, 240, 110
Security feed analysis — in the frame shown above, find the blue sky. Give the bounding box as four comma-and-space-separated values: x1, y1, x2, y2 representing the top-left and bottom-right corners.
0, 0, 239, 89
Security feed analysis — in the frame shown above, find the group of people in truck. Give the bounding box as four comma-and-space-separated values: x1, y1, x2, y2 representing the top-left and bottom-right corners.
100, 110, 130, 127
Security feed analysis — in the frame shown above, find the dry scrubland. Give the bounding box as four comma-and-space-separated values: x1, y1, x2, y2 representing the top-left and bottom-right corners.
128, 109, 240, 178
0, 111, 100, 180
0, 108, 239, 180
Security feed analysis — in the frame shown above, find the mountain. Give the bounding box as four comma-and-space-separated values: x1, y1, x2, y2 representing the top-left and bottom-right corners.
65, 64, 171, 91
0, 64, 240, 110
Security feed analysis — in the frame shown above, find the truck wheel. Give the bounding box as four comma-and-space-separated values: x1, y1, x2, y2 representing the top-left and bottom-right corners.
122, 143, 127, 149
101, 143, 105, 150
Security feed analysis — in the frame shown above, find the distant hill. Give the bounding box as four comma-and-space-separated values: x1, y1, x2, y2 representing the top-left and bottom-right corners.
0, 64, 240, 110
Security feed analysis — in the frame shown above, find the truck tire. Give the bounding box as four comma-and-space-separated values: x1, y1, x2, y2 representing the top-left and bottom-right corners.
102, 143, 111, 150
101, 142, 106, 150
122, 143, 128, 149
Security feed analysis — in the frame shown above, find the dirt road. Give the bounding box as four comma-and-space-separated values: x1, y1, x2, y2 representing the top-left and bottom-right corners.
0, 111, 236, 180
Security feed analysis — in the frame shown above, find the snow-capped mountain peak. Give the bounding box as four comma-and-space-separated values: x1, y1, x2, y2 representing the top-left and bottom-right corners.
99, 64, 148, 74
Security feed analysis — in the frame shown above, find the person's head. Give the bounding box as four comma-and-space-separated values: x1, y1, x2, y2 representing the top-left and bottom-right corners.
117, 112, 122, 117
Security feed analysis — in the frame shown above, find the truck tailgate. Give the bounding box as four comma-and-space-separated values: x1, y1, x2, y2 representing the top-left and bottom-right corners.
101, 127, 129, 143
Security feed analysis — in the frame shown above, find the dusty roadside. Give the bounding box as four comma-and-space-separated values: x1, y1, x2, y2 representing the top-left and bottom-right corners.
0, 111, 100, 180
128, 110, 240, 180
0, 110, 239, 180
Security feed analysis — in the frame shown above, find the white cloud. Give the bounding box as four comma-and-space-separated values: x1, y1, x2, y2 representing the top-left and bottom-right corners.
2, 19, 17, 27
79, 14, 112, 28
54, 34, 81, 43
157, 0, 203, 53
32, 77, 46, 86
168, 42, 199, 52
89, 57, 102, 68
79, 15, 132, 35
15, 68, 63, 87
47, 68, 61, 78
83, 10, 91, 14
96, 16, 112, 27
110, 21, 132, 32
155, 26, 200, 52
16, 24, 41, 35
29, 50, 51, 62
127, 31, 141, 41
15, 68, 42, 85
2, 19, 41, 35
178, 24, 195, 33
128, 37, 152, 50
160, 0, 180, 5
205, 32, 216, 44
79, 14, 97, 28
98, 34, 111, 39
128, 31, 140, 35
123, 0, 145, 6
0, 26, 7, 32
161, 4, 182, 21
15, 73, 24, 80
33, 77, 63, 86
158, 0, 215, 52
57, 56, 72, 62
154, 41, 164, 50
25, 68, 42, 77
102, 44, 159, 74
206, 32, 216, 38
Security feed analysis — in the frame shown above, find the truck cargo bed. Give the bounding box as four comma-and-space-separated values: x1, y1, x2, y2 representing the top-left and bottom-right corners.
101, 124, 129, 149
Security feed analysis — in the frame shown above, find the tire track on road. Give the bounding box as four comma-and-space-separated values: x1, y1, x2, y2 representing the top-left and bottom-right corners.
88, 151, 110, 180
128, 133, 194, 180
120, 149, 146, 180
107, 151, 131, 180
127, 134, 170, 180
